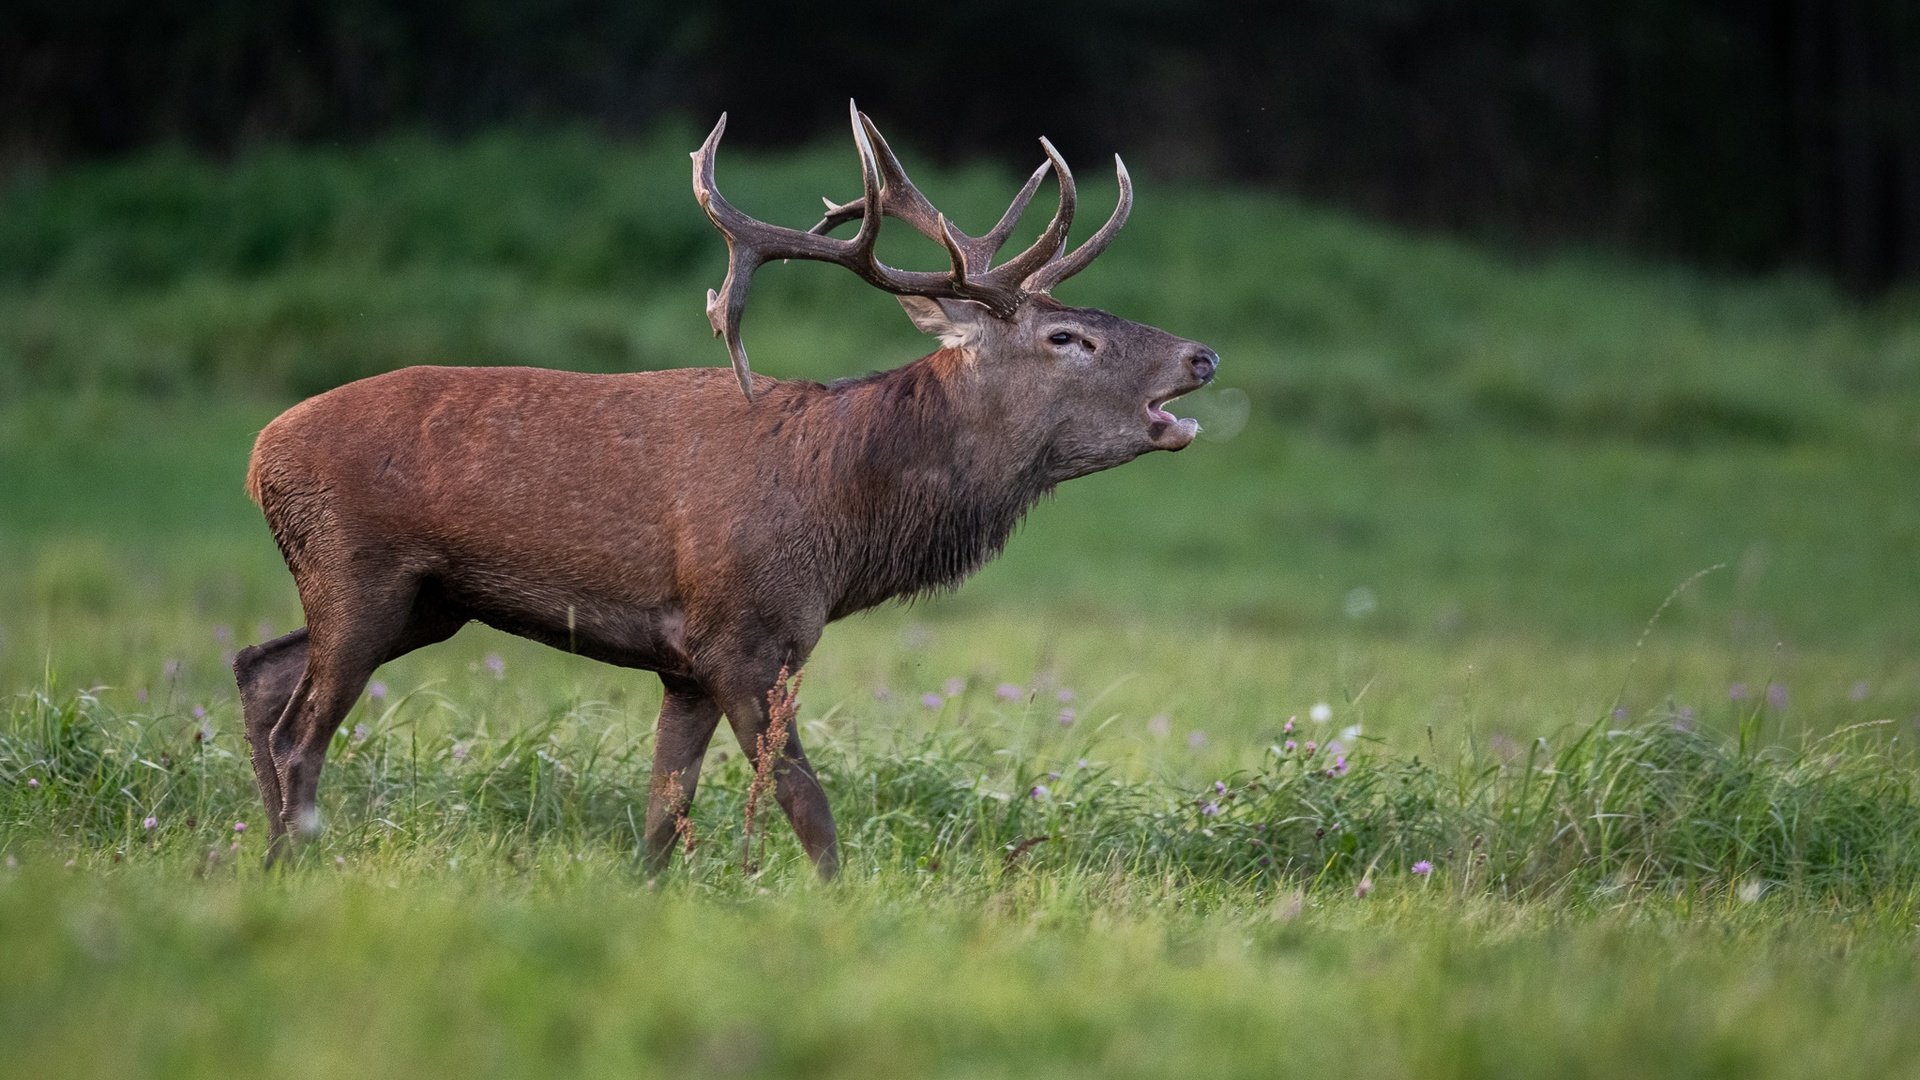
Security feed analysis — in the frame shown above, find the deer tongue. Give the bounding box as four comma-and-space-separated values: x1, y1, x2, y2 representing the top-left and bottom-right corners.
1148, 413, 1200, 450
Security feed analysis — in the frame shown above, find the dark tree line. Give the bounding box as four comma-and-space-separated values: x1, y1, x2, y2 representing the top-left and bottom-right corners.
6, 0, 1918, 287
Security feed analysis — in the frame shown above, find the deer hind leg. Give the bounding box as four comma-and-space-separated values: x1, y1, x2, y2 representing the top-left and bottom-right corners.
265, 574, 463, 862
641, 675, 725, 874
713, 669, 839, 881
233, 628, 310, 828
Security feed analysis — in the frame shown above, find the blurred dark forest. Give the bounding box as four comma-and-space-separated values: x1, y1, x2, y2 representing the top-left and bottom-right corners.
5, 0, 1919, 288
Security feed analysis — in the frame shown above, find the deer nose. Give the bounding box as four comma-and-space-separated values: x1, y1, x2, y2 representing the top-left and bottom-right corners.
1188, 348, 1219, 383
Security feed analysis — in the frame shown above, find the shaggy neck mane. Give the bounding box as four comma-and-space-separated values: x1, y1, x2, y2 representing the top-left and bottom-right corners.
807, 348, 1055, 617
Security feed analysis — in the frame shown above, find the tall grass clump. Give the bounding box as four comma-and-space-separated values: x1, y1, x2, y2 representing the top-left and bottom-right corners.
1482, 719, 1919, 895
6, 684, 1915, 903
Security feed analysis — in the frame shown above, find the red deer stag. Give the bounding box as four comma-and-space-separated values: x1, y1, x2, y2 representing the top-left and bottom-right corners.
232, 103, 1218, 878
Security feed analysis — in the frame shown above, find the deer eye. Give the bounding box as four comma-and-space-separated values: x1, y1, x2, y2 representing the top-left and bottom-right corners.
1048, 331, 1076, 346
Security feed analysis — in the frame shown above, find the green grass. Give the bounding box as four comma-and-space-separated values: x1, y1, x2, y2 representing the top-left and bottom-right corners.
8, 681, 1920, 1079
11, 863, 1920, 1080
3, 130, 1919, 1077
9, 676, 1920, 896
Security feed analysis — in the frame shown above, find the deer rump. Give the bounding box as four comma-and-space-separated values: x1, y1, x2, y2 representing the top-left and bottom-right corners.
234, 102, 1218, 880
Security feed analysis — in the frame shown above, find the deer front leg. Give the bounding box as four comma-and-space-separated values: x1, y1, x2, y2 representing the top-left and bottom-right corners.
642, 675, 724, 874
713, 674, 840, 881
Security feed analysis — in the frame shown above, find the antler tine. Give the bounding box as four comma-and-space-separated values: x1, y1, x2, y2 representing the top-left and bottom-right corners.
805, 125, 941, 242
975, 161, 1053, 261
853, 114, 949, 241
856, 113, 1060, 282
807, 116, 954, 239
845, 107, 979, 291
969, 137, 1077, 292
844, 103, 888, 258
812, 114, 1060, 280
691, 114, 761, 398
808, 106, 1051, 313
1024, 154, 1133, 295
814, 131, 1075, 316
809, 195, 868, 236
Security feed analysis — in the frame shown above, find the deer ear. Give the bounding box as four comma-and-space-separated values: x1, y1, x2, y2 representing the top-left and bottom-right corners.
898, 296, 989, 349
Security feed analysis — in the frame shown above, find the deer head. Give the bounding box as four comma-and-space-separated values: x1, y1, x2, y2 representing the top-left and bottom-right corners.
692, 101, 1218, 476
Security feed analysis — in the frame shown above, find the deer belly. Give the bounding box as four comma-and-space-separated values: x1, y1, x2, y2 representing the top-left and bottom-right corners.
438, 564, 694, 675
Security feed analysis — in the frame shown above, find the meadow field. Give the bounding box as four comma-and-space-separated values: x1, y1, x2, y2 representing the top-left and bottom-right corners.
3, 129, 1919, 1078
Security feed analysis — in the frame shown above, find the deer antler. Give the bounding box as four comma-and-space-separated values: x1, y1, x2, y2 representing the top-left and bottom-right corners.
1021, 154, 1132, 295
807, 118, 1073, 299
814, 113, 1133, 299
693, 100, 1130, 399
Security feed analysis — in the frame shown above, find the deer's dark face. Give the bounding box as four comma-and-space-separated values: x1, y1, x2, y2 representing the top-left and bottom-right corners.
901, 295, 1219, 480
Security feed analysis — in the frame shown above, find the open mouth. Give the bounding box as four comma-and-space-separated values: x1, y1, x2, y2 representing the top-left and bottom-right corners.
1146, 392, 1201, 448
1147, 393, 1184, 426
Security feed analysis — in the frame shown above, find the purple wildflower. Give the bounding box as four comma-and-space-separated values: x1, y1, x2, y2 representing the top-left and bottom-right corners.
1148, 714, 1171, 737
1186, 730, 1207, 750
367, 681, 388, 701
451, 741, 471, 763
191, 704, 207, 720
232, 821, 248, 834
1214, 780, 1227, 795
1303, 740, 1318, 757
995, 683, 1023, 702
1056, 688, 1076, 703
1354, 878, 1373, 899
944, 677, 966, 697
1729, 681, 1751, 701
1330, 756, 1349, 777
1611, 705, 1629, 721
351, 723, 368, 743
1057, 708, 1076, 727
921, 692, 945, 710
1412, 860, 1434, 877
1766, 682, 1789, 709
1076, 758, 1089, 769
484, 653, 506, 678
27, 778, 40, 790
1029, 784, 1050, 800
1327, 741, 1345, 757
1201, 801, 1221, 817
1284, 739, 1297, 753
143, 816, 158, 831
1282, 717, 1295, 734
